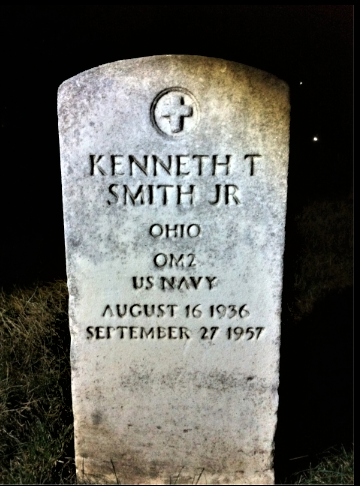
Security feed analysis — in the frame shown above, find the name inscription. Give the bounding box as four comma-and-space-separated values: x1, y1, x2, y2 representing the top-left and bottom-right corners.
88, 153, 262, 207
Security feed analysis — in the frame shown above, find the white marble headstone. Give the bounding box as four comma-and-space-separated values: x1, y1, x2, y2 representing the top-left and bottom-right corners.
58, 55, 289, 485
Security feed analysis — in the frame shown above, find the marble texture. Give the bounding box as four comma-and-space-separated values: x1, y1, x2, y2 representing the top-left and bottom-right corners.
58, 55, 290, 484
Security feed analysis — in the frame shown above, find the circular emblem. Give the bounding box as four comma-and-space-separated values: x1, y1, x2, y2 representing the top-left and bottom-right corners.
151, 88, 199, 137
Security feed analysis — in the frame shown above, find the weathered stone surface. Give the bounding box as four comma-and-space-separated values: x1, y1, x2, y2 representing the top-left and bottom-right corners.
58, 55, 289, 484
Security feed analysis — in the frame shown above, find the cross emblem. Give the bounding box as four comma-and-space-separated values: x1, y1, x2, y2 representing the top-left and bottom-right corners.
159, 94, 194, 133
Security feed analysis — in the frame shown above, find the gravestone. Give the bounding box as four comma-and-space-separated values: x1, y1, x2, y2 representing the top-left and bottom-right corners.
58, 55, 289, 485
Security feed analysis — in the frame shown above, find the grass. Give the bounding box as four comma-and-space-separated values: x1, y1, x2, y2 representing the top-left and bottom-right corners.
291, 446, 354, 485
0, 281, 75, 483
286, 197, 353, 321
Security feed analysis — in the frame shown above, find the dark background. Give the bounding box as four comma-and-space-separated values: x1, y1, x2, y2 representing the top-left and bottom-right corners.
0, 5, 353, 482
0, 5, 353, 284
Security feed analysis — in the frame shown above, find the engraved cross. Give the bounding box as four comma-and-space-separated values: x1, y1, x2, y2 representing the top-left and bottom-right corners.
160, 94, 193, 133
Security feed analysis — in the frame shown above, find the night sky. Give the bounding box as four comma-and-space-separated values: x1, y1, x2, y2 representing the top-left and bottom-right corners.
0, 5, 352, 285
